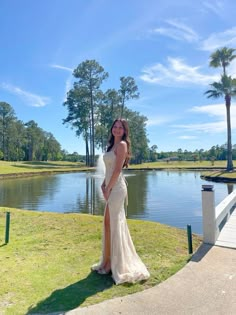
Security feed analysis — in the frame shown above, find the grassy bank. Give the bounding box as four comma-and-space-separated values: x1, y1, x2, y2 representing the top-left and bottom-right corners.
1, 159, 236, 184
0, 161, 91, 177
129, 160, 229, 169
0, 160, 232, 179
201, 170, 236, 182
130, 161, 236, 182
0, 208, 201, 314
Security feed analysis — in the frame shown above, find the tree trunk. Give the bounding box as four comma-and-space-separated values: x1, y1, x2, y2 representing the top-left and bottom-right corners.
225, 94, 234, 171
2, 118, 6, 160
85, 134, 90, 166
121, 98, 124, 117
90, 92, 95, 167
89, 113, 93, 167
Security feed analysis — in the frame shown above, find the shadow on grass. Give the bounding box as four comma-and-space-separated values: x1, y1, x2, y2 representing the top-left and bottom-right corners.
26, 271, 114, 314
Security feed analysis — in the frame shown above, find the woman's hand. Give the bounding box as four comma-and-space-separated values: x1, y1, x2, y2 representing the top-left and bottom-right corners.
101, 182, 106, 193
103, 187, 112, 201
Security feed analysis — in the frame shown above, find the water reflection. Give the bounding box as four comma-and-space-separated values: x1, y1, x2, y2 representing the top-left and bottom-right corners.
0, 175, 60, 209
76, 175, 104, 215
0, 170, 234, 235
124, 171, 148, 217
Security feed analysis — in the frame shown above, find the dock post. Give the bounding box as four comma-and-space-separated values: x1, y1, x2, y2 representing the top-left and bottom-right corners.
202, 185, 215, 244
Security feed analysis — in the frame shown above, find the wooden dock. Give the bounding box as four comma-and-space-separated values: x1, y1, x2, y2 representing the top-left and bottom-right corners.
215, 209, 236, 249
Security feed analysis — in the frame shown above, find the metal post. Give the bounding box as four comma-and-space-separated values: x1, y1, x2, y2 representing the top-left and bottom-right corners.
187, 224, 193, 254
5, 212, 10, 244
202, 184, 215, 244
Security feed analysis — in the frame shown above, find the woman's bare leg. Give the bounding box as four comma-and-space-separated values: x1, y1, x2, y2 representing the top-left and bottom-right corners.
103, 205, 111, 272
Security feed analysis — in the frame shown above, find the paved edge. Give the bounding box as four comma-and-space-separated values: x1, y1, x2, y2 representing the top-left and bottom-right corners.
62, 244, 236, 315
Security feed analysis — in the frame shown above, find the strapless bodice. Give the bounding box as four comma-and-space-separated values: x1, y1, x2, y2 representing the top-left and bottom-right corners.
103, 150, 125, 188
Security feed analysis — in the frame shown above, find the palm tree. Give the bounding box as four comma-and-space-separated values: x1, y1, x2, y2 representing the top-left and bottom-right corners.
209, 47, 236, 75
206, 47, 236, 171
205, 75, 236, 171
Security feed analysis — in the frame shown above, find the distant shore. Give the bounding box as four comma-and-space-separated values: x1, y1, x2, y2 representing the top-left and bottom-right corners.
1, 160, 236, 182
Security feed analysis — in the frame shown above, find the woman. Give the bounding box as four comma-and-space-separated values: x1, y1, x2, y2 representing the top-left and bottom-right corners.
92, 118, 150, 285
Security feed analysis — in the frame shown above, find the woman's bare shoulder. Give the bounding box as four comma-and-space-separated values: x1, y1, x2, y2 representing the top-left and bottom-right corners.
115, 141, 127, 154
120, 140, 127, 147
119, 141, 127, 149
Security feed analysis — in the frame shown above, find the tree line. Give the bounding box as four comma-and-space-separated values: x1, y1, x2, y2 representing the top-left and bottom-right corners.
0, 102, 62, 161
155, 144, 236, 162
0, 98, 149, 164
1, 97, 236, 164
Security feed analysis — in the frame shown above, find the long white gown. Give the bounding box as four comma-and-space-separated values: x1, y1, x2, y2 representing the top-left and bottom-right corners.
92, 150, 150, 285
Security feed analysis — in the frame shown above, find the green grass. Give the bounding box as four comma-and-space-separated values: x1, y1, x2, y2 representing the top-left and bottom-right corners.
201, 170, 236, 180
130, 161, 236, 181
0, 208, 201, 315
130, 160, 229, 169
0, 160, 235, 179
0, 160, 90, 176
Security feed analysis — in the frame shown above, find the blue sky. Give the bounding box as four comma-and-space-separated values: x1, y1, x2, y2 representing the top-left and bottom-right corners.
1, 0, 236, 155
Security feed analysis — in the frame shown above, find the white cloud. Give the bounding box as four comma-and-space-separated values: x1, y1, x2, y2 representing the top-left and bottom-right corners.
202, 0, 224, 16
147, 115, 176, 126
190, 104, 226, 117
228, 60, 236, 77
173, 104, 236, 134
50, 64, 74, 102
65, 77, 72, 94
1, 83, 50, 107
63, 77, 73, 101
140, 57, 219, 86
200, 27, 236, 51
150, 19, 199, 42
178, 135, 198, 140
191, 103, 236, 119
173, 121, 226, 133
50, 64, 73, 72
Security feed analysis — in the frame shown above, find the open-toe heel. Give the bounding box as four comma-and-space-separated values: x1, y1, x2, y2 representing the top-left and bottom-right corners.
98, 268, 108, 275
97, 266, 111, 274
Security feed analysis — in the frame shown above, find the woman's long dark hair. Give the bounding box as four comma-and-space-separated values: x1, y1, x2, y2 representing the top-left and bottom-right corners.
107, 118, 131, 168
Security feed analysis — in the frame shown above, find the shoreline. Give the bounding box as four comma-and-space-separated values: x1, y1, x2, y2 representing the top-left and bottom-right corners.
1, 167, 235, 183
0, 168, 94, 179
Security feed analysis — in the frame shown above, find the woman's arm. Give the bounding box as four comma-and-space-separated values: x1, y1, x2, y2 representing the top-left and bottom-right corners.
103, 141, 127, 200
101, 179, 106, 194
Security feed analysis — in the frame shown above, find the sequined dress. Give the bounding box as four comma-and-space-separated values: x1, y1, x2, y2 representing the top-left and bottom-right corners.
92, 150, 150, 285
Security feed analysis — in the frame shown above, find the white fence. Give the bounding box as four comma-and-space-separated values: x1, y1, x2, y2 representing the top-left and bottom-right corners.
202, 185, 236, 244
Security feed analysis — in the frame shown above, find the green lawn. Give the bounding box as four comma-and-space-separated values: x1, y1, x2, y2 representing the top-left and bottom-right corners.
0, 160, 230, 176
0, 208, 201, 314
129, 160, 228, 169
201, 169, 236, 181
0, 160, 91, 176
130, 160, 236, 181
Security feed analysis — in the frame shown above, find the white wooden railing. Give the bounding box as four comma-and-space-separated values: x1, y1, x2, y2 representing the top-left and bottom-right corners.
202, 185, 236, 244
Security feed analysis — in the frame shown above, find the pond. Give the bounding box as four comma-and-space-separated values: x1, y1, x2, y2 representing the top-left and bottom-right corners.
0, 170, 234, 235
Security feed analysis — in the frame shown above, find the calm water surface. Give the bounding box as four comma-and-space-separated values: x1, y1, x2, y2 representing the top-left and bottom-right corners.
0, 170, 234, 235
